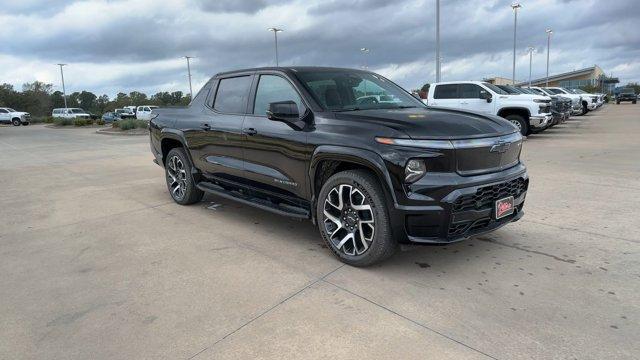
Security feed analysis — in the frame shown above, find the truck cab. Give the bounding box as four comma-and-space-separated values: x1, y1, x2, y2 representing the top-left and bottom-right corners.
426, 81, 552, 135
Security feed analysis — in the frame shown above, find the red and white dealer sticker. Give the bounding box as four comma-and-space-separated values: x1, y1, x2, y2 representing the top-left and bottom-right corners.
495, 196, 515, 219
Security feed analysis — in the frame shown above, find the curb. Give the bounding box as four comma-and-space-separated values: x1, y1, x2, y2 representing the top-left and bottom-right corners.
96, 128, 149, 136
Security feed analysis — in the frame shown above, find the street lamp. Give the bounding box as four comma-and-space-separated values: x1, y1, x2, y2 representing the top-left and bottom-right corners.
511, 2, 522, 84
545, 28, 553, 87
360, 47, 370, 69
435, 0, 441, 82
526, 46, 535, 87
56, 64, 68, 109
267, 27, 283, 66
183, 56, 194, 100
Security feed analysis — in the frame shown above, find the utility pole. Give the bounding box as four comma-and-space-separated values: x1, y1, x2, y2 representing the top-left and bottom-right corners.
545, 29, 553, 87
511, 3, 522, 84
527, 46, 535, 87
56, 64, 68, 109
268, 27, 283, 66
183, 56, 194, 100
435, 0, 441, 82
360, 47, 370, 69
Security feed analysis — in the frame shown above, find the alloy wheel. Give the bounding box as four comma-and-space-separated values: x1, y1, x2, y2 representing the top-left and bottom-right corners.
509, 119, 522, 131
323, 184, 375, 256
167, 155, 187, 200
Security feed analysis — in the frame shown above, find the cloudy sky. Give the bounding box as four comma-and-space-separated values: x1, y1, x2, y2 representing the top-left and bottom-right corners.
1, 0, 638, 97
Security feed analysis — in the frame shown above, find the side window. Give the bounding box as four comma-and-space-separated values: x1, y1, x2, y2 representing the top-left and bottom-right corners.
0, 109, 8, 113
213, 76, 253, 114
433, 84, 459, 99
253, 75, 304, 116
143, 107, 150, 111
460, 84, 482, 99
137, 107, 143, 112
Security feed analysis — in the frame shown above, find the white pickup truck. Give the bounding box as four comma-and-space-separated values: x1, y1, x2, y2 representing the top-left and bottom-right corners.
529, 87, 583, 115
52, 108, 91, 119
0, 107, 31, 126
426, 81, 552, 135
135, 105, 159, 120
545, 87, 597, 114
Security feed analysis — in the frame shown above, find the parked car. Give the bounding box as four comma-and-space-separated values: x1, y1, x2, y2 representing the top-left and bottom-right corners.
426, 81, 551, 135
114, 108, 136, 119
101, 112, 121, 123
545, 87, 596, 114
529, 87, 583, 116
494, 85, 555, 130
567, 88, 602, 108
135, 105, 159, 120
615, 89, 637, 104
123, 106, 138, 114
0, 107, 31, 126
518, 87, 571, 124
149, 67, 529, 266
52, 108, 91, 119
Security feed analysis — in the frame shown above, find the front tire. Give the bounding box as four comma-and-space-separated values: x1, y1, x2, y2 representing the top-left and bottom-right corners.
582, 102, 589, 115
504, 114, 529, 136
165, 148, 204, 205
316, 169, 397, 266
12, 118, 21, 126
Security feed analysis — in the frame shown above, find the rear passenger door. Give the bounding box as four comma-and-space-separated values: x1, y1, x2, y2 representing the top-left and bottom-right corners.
191, 75, 253, 180
0, 109, 10, 122
430, 84, 461, 109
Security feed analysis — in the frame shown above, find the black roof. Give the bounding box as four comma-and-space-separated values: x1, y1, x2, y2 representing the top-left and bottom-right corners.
214, 66, 369, 77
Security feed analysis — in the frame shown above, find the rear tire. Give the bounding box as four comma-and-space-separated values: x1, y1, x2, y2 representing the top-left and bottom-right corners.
165, 148, 204, 205
633, 101, 637, 104
12, 118, 21, 126
582, 103, 589, 114
316, 169, 397, 267
504, 114, 529, 136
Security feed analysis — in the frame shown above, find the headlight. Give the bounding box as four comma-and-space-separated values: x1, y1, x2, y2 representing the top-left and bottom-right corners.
533, 99, 547, 103
405, 159, 426, 183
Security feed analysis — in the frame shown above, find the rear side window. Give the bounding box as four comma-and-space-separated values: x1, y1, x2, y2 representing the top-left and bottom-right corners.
434, 84, 458, 99
0, 109, 8, 113
213, 76, 253, 114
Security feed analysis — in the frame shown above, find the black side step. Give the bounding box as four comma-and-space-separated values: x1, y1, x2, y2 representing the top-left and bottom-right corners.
196, 181, 310, 219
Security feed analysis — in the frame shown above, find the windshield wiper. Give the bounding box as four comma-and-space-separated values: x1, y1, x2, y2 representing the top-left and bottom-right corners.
333, 107, 362, 112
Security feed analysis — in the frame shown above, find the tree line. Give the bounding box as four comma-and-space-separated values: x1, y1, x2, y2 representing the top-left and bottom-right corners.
0, 81, 191, 117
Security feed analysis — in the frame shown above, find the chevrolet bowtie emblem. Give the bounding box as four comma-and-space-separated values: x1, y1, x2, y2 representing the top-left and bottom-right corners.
490, 141, 511, 153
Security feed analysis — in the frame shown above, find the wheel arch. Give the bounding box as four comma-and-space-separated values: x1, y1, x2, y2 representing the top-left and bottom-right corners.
497, 107, 531, 119
308, 146, 398, 223
159, 129, 195, 169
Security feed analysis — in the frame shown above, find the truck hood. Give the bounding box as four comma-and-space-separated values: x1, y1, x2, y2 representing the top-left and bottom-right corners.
10, 111, 28, 116
500, 94, 550, 102
332, 107, 517, 140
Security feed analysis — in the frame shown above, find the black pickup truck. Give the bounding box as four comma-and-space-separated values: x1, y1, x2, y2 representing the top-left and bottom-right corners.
616, 89, 637, 104
149, 67, 529, 266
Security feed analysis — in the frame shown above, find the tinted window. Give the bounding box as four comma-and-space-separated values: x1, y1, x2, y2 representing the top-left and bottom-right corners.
482, 82, 508, 95
548, 88, 564, 95
460, 84, 482, 98
433, 84, 459, 99
253, 75, 304, 116
0, 109, 8, 113
214, 76, 252, 113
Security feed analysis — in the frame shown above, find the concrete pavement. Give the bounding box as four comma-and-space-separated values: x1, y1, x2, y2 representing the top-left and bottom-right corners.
0, 105, 638, 359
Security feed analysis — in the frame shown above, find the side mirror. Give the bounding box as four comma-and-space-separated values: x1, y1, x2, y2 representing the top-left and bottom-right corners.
480, 90, 492, 103
267, 100, 306, 130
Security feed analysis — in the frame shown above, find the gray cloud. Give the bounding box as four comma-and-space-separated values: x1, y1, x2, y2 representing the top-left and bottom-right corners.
0, 0, 638, 97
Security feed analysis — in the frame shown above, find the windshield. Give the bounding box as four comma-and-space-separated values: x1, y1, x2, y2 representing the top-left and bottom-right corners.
518, 88, 535, 95
71, 108, 86, 113
497, 85, 522, 94
571, 89, 587, 94
481, 82, 509, 95
7, 108, 16, 112
295, 70, 424, 111
547, 88, 565, 95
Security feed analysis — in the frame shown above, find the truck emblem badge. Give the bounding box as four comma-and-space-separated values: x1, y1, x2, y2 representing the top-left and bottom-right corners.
490, 141, 511, 153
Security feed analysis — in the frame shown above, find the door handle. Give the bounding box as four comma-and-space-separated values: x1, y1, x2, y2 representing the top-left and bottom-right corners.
243, 128, 258, 136
201, 123, 211, 131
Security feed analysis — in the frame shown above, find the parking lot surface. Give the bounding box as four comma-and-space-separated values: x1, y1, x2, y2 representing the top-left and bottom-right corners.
1, 105, 639, 359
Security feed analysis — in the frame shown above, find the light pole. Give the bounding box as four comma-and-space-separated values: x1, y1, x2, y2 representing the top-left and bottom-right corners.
268, 27, 283, 66
360, 47, 370, 69
435, 0, 441, 82
56, 64, 68, 109
545, 28, 553, 87
511, 2, 522, 85
183, 56, 194, 100
527, 46, 535, 87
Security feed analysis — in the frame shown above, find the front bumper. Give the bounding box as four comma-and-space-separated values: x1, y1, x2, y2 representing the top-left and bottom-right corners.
389, 164, 528, 245
587, 103, 597, 110
529, 114, 551, 128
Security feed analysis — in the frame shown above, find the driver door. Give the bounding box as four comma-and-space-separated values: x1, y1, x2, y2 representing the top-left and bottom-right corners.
0, 109, 9, 122
241, 73, 309, 199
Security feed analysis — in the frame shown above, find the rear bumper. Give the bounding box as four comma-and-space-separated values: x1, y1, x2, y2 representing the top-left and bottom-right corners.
388, 164, 528, 245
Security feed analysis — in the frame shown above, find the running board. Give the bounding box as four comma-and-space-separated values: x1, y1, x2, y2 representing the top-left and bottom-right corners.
196, 181, 310, 219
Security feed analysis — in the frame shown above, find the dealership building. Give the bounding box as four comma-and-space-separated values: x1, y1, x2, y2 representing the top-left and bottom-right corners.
486, 65, 618, 92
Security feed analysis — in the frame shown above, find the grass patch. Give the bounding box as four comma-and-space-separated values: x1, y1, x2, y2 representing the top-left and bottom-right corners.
112, 119, 148, 131
53, 117, 73, 126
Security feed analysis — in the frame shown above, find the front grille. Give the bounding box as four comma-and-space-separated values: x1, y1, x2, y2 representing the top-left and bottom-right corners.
452, 177, 528, 213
